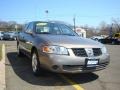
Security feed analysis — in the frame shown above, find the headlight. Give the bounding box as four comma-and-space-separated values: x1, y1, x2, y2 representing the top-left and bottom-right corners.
102, 46, 107, 54
42, 45, 69, 55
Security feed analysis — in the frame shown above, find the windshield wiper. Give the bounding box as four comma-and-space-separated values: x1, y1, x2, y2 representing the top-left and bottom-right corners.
37, 32, 50, 34
62, 34, 75, 36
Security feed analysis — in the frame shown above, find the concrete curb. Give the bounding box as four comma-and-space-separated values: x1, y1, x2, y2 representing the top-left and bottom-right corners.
0, 44, 6, 90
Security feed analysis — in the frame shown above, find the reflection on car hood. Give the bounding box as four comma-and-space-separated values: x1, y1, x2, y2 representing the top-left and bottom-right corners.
37, 35, 104, 48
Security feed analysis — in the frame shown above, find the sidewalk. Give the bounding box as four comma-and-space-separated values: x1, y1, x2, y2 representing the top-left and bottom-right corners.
0, 44, 6, 90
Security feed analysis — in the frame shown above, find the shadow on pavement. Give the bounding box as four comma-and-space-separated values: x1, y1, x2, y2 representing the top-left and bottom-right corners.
7, 52, 99, 86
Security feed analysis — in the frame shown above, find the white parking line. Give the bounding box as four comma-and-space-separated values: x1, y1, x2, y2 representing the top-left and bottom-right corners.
60, 75, 84, 90
0, 44, 6, 90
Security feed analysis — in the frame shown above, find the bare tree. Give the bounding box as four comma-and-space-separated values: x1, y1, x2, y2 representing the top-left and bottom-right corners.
98, 21, 111, 36
112, 18, 120, 33
0, 21, 22, 31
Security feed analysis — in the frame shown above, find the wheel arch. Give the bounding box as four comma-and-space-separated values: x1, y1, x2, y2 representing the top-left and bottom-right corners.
31, 46, 38, 56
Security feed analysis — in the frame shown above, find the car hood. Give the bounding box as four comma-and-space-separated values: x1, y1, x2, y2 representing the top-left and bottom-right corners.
37, 35, 104, 48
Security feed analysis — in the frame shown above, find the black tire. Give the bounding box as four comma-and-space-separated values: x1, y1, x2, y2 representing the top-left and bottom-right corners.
32, 50, 41, 76
14, 37, 16, 40
0, 37, 3, 40
112, 41, 115, 45
95, 38, 98, 41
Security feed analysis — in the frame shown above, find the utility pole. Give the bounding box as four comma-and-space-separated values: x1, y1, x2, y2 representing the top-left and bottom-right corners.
45, 10, 49, 21
73, 15, 76, 31
15, 25, 17, 32
109, 23, 113, 38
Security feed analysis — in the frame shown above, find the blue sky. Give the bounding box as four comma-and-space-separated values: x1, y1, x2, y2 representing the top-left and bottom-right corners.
0, 0, 120, 27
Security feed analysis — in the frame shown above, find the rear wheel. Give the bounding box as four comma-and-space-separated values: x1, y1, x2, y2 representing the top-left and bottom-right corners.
32, 50, 41, 76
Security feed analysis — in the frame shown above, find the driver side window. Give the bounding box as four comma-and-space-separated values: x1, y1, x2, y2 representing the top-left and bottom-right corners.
59, 24, 73, 35
25, 23, 33, 33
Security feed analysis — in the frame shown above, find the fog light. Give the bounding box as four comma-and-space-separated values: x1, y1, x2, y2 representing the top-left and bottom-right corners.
52, 65, 59, 70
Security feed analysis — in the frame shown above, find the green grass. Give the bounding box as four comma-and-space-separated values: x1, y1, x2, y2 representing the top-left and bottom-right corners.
0, 45, 2, 61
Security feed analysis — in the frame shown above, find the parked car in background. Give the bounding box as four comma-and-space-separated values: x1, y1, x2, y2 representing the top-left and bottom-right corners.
17, 21, 110, 76
3, 31, 18, 40
0, 31, 4, 40
99, 33, 120, 44
90, 36, 105, 41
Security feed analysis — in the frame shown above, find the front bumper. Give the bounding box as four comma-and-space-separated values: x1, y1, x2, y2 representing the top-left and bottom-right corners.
38, 51, 110, 73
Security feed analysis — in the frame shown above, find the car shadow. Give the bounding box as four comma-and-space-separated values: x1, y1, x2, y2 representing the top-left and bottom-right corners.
7, 52, 99, 86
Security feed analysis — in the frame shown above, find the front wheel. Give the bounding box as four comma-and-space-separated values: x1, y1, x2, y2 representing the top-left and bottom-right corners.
0, 37, 3, 40
14, 37, 16, 40
112, 41, 115, 45
32, 51, 41, 76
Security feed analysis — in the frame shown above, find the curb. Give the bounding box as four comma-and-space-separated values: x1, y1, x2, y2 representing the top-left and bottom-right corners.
0, 44, 6, 90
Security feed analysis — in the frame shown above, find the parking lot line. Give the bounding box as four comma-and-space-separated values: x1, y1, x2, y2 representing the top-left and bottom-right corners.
0, 44, 6, 90
60, 75, 84, 90
2, 44, 5, 60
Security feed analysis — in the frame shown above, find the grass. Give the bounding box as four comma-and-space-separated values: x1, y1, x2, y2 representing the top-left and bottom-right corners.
0, 45, 2, 61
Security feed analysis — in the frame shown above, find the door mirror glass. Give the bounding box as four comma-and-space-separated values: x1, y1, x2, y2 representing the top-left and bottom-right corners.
26, 30, 33, 35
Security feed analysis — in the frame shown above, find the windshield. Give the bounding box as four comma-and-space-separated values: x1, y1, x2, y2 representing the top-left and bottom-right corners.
35, 22, 77, 36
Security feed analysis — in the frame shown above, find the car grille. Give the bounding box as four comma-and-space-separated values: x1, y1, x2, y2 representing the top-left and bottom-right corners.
72, 48, 102, 57
93, 48, 102, 56
63, 65, 83, 70
72, 48, 87, 57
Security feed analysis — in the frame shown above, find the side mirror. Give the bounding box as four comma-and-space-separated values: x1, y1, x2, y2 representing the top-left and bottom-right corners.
26, 30, 33, 35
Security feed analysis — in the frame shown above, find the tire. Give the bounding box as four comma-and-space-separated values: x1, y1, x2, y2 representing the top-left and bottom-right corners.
17, 44, 23, 56
32, 50, 41, 76
95, 38, 98, 41
112, 41, 115, 45
0, 37, 3, 40
14, 37, 16, 40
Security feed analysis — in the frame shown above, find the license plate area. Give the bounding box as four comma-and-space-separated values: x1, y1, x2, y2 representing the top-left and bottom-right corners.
85, 58, 99, 67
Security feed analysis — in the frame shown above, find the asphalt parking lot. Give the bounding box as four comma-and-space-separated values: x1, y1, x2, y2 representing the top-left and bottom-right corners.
0, 41, 120, 90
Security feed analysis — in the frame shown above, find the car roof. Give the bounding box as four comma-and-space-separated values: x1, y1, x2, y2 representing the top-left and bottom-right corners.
28, 21, 71, 26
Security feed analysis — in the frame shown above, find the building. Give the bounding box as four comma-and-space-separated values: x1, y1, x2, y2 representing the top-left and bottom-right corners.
75, 27, 86, 38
